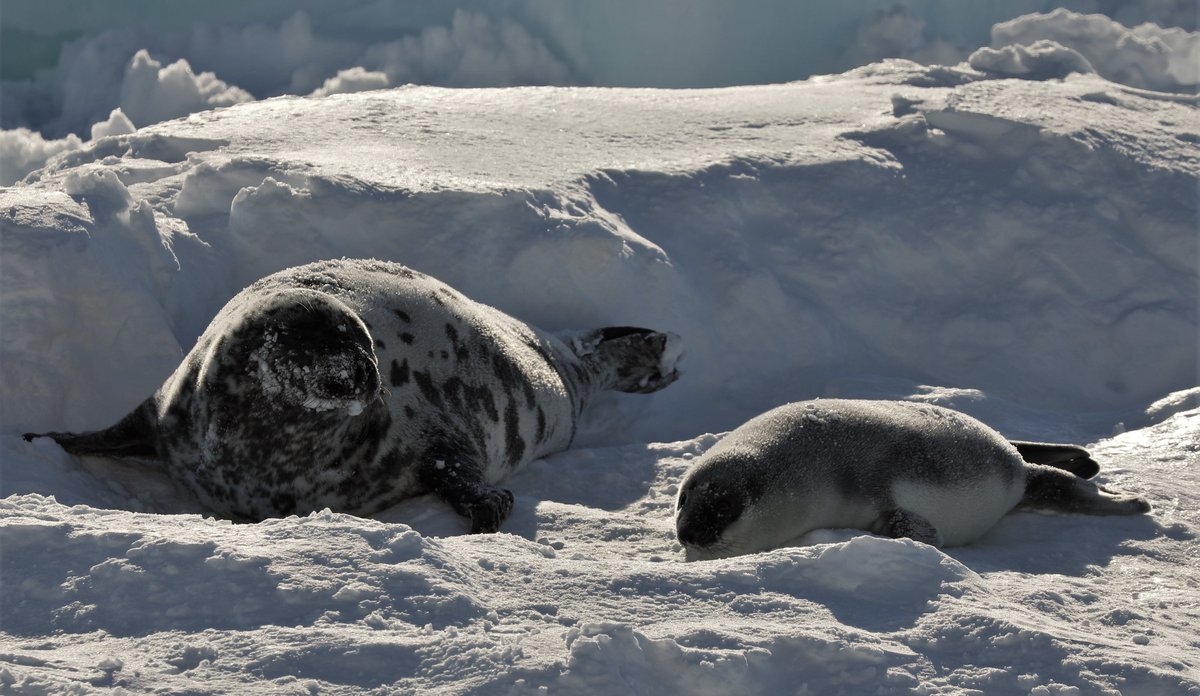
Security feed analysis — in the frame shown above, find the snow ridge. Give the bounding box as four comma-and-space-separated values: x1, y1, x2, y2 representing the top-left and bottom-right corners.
1, 49, 1197, 696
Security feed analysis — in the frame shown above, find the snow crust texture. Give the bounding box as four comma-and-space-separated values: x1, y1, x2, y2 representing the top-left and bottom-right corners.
3, 67, 1196, 441
991, 9, 1199, 92
2, 410, 1198, 694
3, 6, 1197, 182
1, 42, 1198, 696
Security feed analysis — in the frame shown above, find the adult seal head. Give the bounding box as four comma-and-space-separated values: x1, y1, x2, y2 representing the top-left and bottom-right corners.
25, 259, 683, 532
674, 399, 1149, 559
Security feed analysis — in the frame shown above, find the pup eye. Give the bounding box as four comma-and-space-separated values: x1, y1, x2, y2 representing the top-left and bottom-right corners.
678, 490, 688, 506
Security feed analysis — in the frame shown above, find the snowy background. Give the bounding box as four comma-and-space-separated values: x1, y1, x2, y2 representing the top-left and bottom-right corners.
2, 2, 1198, 694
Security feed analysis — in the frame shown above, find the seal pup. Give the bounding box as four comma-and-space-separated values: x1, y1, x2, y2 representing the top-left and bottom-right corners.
25, 259, 683, 531
675, 399, 1149, 558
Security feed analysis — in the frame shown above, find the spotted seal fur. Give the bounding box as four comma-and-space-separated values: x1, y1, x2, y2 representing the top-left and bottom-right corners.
25, 259, 682, 531
675, 399, 1149, 558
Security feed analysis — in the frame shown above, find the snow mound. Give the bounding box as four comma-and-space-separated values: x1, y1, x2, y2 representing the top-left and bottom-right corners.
759, 534, 979, 606
1, 61, 1198, 695
89, 107, 137, 141
4, 3, 1195, 144
968, 39, 1096, 81
117, 49, 254, 129
4, 71, 1197, 441
2, 407, 1196, 693
0, 497, 478, 637
1145, 387, 1200, 423
310, 67, 390, 98
991, 9, 1200, 92
0, 129, 83, 186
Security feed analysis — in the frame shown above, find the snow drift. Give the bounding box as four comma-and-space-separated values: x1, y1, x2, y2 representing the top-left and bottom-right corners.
990, 9, 1200, 92
1, 27, 1198, 696
4, 65, 1197, 441
5, 7, 1196, 187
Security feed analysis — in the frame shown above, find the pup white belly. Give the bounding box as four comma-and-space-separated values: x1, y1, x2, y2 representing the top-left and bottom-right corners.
891, 476, 1025, 547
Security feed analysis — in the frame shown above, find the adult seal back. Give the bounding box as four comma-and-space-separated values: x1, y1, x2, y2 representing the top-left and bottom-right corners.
25, 259, 683, 531
675, 399, 1149, 558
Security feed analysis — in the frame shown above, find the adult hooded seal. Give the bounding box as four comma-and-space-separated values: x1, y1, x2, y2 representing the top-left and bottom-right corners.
27, 259, 683, 532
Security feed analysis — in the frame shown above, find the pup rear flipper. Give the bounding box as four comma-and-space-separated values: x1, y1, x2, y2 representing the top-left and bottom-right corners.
1010, 441, 1099, 479
1019, 465, 1150, 516
23, 398, 158, 459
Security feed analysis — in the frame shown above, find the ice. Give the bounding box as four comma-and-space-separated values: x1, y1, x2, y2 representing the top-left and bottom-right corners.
116, 49, 254, 129
991, 9, 1199, 92
3, 3, 1194, 139
1, 10, 1198, 696
0, 128, 83, 186
5, 68, 1197, 441
310, 66, 390, 98
89, 107, 137, 140
968, 39, 1096, 80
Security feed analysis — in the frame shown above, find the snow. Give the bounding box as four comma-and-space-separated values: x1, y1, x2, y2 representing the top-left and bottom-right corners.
88, 109, 136, 142
310, 67, 390, 99
4, 5, 1195, 186
991, 9, 1200, 92
3, 2, 1195, 138
0, 129, 82, 187
968, 40, 1098, 81
117, 49, 255, 130
3, 410, 1198, 693
2, 7, 1200, 695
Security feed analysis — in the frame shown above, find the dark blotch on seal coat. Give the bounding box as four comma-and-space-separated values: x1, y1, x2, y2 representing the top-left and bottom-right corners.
25, 259, 683, 532
675, 399, 1149, 559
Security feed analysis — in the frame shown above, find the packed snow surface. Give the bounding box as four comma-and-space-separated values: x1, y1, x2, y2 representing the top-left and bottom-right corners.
4, 3, 1196, 138
5, 6, 1198, 183
1, 58, 1198, 694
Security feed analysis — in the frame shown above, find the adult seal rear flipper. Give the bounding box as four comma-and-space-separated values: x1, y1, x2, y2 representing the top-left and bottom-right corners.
23, 398, 158, 459
1009, 440, 1100, 479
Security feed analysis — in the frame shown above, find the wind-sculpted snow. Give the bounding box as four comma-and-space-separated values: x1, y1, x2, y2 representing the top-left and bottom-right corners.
0, 129, 83, 187
3, 3, 1194, 137
3, 6, 1195, 186
2, 411, 1197, 693
117, 50, 254, 129
967, 39, 1097, 81
991, 9, 1199, 93
4, 69, 1197, 441
1, 63, 1198, 694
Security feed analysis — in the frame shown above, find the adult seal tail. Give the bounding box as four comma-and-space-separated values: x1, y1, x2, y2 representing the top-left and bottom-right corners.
674, 399, 1149, 559
25, 259, 683, 532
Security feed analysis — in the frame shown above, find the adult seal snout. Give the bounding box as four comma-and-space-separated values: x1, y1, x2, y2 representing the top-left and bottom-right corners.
25, 259, 683, 532
675, 399, 1149, 559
